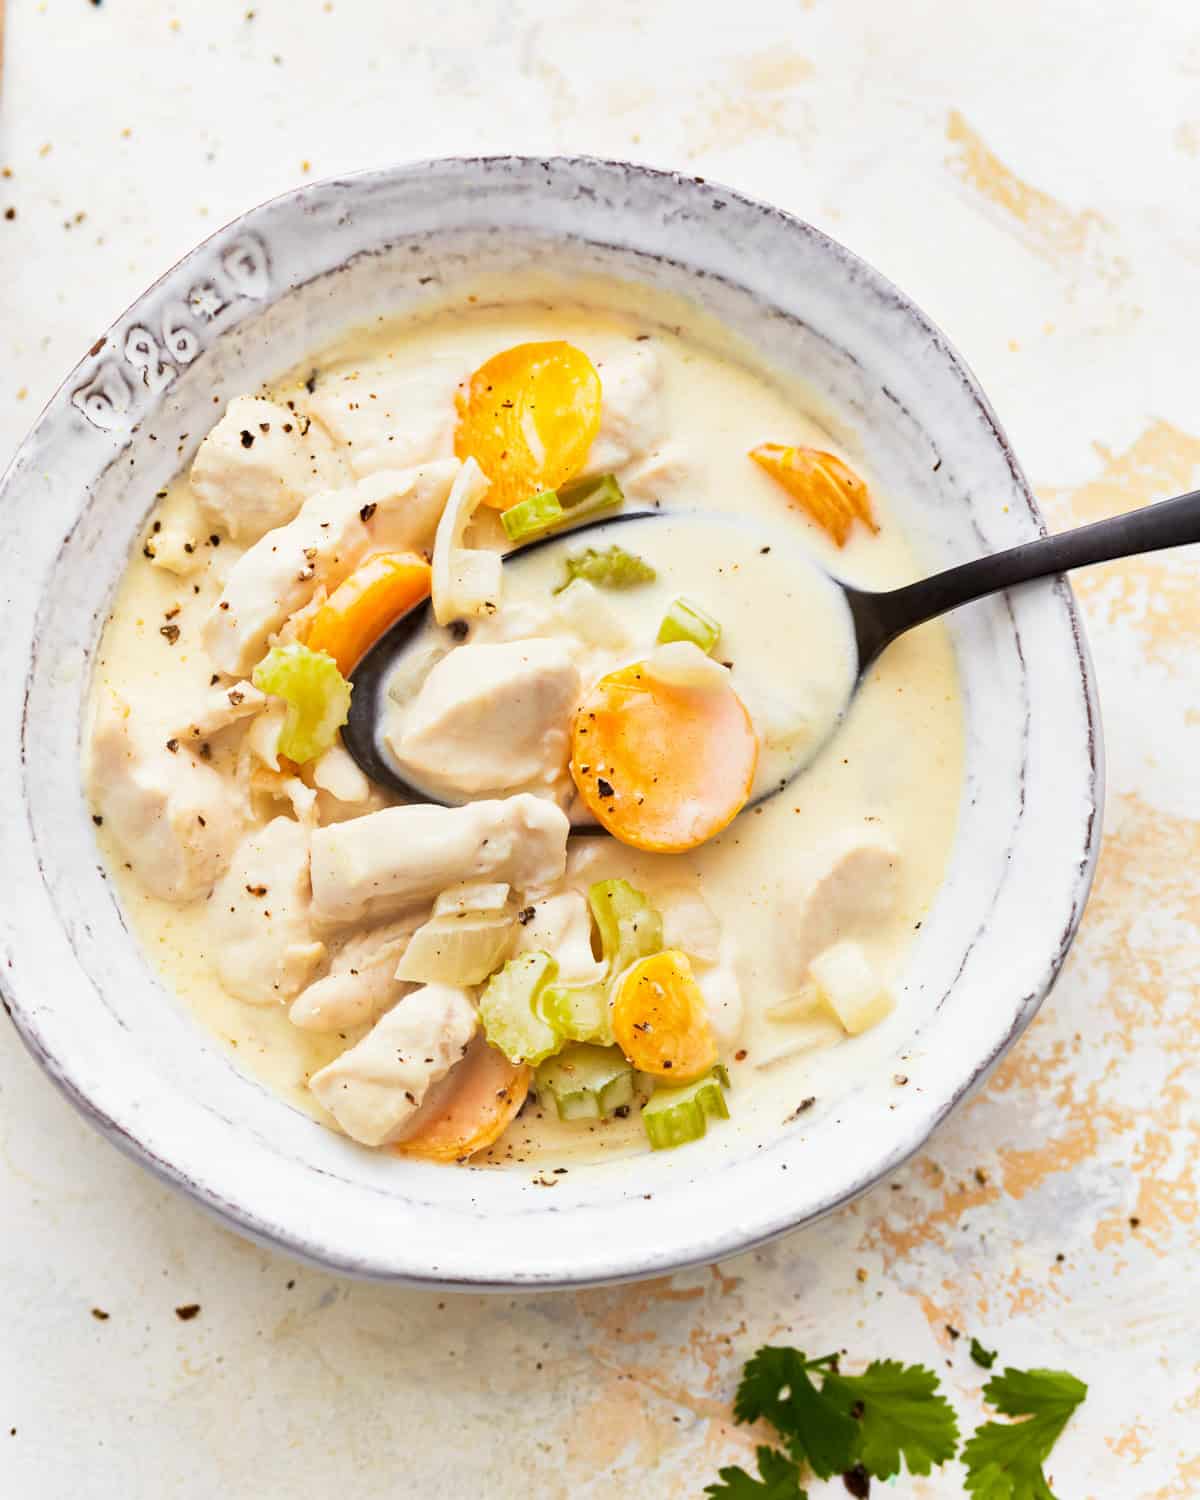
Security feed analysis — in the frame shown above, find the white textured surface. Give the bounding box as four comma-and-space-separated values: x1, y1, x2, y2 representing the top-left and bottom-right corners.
2, 2, 1198, 1495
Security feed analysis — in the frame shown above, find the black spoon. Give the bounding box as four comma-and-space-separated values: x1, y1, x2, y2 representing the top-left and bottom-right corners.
343, 490, 1200, 804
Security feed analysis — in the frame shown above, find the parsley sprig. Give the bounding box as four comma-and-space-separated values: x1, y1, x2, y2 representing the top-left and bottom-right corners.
708, 1343, 1086, 1498
725, 1345, 957, 1485
962, 1367, 1088, 1499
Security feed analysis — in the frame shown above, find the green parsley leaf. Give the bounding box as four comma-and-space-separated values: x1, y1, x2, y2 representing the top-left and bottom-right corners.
733, 1348, 858, 1479
962, 1366, 1088, 1500
971, 1337, 998, 1370
823, 1359, 959, 1478
704, 1445, 807, 1499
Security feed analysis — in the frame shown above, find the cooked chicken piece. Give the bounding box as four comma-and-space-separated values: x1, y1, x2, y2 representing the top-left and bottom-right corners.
694, 939, 744, 1047
585, 343, 664, 474
86, 691, 236, 902
387, 639, 580, 801
784, 827, 900, 976
289, 918, 420, 1032
208, 816, 325, 1005
656, 882, 722, 964
512, 890, 605, 985
172, 680, 266, 745
191, 396, 343, 544
146, 526, 203, 577
311, 743, 372, 805
310, 794, 570, 924
621, 442, 690, 503
203, 459, 460, 676
305, 362, 457, 479
309, 984, 478, 1146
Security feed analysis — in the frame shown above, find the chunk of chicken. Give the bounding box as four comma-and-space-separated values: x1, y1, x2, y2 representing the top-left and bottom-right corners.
311, 743, 372, 805
310, 794, 570, 924
309, 984, 478, 1147
656, 883, 722, 964
289, 918, 419, 1032
203, 459, 460, 676
208, 816, 325, 1005
191, 396, 343, 544
387, 639, 581, 801
784, 827, 900, 976
513, 890, 605, 985
305, 363, 457, 479
621, 443, 691, 504
585, 343, 664, 474
172, 680, 266, 745
694, 939, 744, 1047
87, 692, 236, 902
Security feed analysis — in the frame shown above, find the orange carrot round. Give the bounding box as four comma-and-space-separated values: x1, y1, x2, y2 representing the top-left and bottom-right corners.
305, 551, 431, 675
397, 1037, 530, 1163
612, 950, 718, 1082
454, 340, 602, 509
570, 658, 758, 853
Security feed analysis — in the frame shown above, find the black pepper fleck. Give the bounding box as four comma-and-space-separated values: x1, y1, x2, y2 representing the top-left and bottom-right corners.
240, 430, 255, 449
174, 1304, 201, 1321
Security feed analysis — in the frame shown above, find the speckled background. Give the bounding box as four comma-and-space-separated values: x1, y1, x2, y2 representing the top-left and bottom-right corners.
2, 2, 1197, 1495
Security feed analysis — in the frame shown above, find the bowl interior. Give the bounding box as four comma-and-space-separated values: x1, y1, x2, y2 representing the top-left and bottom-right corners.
0, 159, 1099, 1285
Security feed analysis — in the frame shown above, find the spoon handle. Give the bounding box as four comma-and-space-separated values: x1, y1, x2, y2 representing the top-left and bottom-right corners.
855, 486, 1200, 664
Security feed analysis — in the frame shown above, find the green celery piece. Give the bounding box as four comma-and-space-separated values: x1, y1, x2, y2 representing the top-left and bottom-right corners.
587, 878, 663, 976
657, 594, 721, 654
641, 1065, 730, 1151
541, 981, 613, 1045
822, 1360, 960, 1479
552, 544, 656, 595
536, 1044, 634, 1121
733, 1347, 858, 1480
478, 951, 561, 1066
501, 488, 565, 543
251, 642, 352, 764
557, 471, 624, 521
704, 1445, 808, 1499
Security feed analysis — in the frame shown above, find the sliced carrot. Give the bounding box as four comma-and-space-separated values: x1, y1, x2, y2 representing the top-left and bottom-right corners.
749, 443, 877, 547
570, 659, 758, 853
304, 552, 431, 675
454, 340, 602, 509
612, 949, 718, 1082
396, 1036, 530, 1163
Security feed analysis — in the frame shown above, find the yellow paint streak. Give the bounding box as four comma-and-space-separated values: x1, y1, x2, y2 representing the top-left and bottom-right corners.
738, 47, 814, 94
945, 109, 1127, 283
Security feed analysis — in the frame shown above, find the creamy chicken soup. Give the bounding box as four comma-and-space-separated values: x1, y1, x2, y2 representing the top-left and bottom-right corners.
85, 288, 963, 1168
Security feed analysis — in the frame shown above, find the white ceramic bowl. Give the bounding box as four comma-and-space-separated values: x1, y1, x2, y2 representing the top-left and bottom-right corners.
0, 157, 1101, 1288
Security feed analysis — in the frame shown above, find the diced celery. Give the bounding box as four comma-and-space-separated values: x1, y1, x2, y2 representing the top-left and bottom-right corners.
541, 981, 613, 1046
657, 595, 721, 655
641, 1065, 730, 1151
479, 951, 562, 1065
588, 878, 663, 977
251, 642, 352, 764
553, 544, 656, 595
536, 1044, 635, 1121
557, 471, 625, 522
501, 489, 565, 543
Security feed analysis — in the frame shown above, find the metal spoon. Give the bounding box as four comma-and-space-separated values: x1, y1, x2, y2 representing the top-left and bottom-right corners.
343, 490, 1200, 803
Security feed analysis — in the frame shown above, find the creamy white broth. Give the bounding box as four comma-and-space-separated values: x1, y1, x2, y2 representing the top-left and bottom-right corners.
86, 287, 963, 1168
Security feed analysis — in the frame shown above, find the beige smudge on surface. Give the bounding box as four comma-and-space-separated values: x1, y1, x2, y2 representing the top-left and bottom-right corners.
685, 48, 813, 157
1041, 421, 1200, 664
945, 109, 1128, 285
